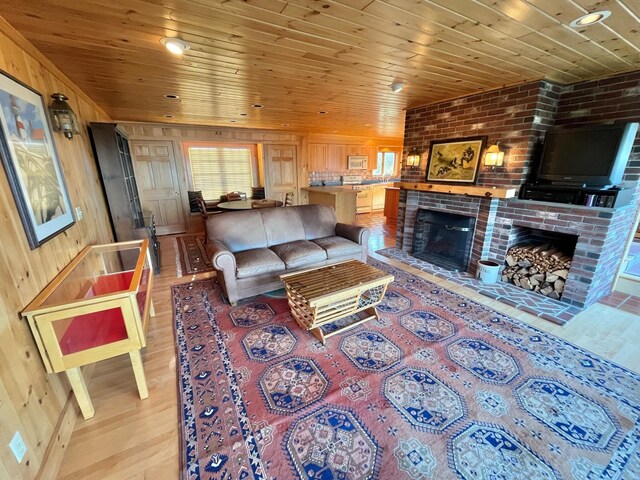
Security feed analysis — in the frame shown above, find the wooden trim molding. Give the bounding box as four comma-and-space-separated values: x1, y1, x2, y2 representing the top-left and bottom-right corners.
396, 182, 518, 199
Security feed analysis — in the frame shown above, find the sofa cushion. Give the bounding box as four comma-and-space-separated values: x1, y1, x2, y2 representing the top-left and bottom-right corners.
235, 248, 285, 279
207, 210, 267, 252
259, 208, 306, 247
270, 240, 327, 269
297, 204, 337, 240
313, 236, 362, 259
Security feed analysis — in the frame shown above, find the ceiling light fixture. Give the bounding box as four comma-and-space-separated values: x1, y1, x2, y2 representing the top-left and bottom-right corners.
390, 82, 405, 93
164, 94, 180, 99
251, 103, 264, 108
160, 37, 191, 55
569, 10, 611, 27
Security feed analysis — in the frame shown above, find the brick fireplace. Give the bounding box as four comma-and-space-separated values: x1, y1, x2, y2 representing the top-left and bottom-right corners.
394, 71, 640, 313
397, 191, 632, 308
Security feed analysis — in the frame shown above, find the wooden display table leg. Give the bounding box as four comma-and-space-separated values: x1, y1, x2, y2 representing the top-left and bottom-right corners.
66, 367, 95, 420
129, 349, 149, 399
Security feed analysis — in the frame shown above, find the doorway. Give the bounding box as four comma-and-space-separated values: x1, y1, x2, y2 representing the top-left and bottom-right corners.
131, 140, 186, 235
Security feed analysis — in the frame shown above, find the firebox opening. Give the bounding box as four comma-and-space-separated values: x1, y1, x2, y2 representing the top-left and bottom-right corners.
502, 226, 578, 301
412, 209, 476, 271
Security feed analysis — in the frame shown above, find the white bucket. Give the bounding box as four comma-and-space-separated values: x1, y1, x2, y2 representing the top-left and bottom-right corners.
476, 260, 501, 284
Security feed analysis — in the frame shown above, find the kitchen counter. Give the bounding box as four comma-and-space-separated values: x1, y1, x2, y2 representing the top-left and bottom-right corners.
301, 186, 358, 195
302, 186, 357, 223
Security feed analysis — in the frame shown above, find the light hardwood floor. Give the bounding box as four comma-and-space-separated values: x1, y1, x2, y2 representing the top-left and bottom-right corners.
55, 213, 640, 479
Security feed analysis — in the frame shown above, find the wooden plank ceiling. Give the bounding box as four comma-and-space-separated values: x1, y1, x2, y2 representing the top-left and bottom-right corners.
1, 0, 639, 138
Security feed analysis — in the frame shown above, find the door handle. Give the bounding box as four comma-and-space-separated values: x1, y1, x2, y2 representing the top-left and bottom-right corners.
171, 191, 180, 196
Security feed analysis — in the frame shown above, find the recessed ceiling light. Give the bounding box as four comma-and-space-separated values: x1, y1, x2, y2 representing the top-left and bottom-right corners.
160, 37, 191, 55
318, 111, 328, 114
569, 10, 611, 27
164, 94, 180, 99
251, 103, 264, 108
390, 82, 405, 93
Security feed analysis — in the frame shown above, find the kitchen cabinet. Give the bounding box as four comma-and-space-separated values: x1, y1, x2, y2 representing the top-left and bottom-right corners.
310, 143, 380, 172
327, 144, 348, 171
302, 186, 357, 223
367, 147, 379, 170
356, 189, 372, 214
308, 144, 327, 171
384, 187, 400, 224
372, 185, 387, 210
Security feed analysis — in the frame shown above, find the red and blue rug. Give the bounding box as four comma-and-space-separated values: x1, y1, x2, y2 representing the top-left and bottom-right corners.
172, 260, 640, 479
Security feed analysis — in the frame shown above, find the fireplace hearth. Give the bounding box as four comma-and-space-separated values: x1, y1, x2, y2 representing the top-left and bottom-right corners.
412, 209, 475, 271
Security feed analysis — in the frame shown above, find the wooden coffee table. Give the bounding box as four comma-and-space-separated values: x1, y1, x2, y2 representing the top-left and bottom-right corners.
280, 260, 394, 344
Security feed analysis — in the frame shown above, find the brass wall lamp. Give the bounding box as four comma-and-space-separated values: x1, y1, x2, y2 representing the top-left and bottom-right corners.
48, 93, 79, 140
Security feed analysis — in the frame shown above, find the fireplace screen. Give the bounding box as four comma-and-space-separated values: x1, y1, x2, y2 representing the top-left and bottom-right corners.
412, 209, 476, 271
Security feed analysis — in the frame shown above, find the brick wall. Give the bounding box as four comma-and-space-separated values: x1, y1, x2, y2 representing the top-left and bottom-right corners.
397, 70, 640, 309
402, 80, 561, 187
554, 74, 640, 209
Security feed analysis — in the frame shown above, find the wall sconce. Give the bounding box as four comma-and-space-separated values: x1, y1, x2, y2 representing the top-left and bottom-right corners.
484, 141, 505, 170
48, 93, 80, 140
406, 147, 421, 169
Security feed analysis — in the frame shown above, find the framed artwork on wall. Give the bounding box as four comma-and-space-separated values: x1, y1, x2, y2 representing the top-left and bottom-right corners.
0, 70, 75, 249
425, 136, 487, 184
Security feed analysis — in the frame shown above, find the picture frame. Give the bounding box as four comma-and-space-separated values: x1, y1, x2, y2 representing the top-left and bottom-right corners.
425, 136, 487, 184
0, 70, 75, 249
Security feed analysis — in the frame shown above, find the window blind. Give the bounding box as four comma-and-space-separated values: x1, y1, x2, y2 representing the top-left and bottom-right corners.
187, 146, 253, 200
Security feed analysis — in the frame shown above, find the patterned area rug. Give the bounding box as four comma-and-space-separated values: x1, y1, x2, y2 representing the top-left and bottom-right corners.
172, 260, 640, 480
174, 234, 214, 276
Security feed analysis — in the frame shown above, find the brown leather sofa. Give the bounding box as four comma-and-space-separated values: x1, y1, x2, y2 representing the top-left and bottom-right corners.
205, 204, 370, 305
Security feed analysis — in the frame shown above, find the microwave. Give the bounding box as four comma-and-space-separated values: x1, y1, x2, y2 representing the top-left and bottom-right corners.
347, 155, 368, 170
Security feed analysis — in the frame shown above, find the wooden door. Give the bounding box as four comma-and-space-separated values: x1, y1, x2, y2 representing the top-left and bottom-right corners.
264, 145, 298, 204
131, 140, 185, 235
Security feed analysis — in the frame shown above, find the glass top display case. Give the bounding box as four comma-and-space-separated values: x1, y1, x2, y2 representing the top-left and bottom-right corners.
22, 240, 154, 419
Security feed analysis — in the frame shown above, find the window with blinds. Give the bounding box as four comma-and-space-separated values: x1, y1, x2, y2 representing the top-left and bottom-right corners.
186, 146, 254, 200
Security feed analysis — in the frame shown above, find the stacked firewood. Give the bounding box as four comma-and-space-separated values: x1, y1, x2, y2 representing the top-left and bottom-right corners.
502, 243, 572, 300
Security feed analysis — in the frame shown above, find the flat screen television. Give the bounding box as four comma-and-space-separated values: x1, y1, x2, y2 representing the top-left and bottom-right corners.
536, 122, 638, 187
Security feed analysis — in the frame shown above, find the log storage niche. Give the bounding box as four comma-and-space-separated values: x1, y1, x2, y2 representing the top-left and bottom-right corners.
502, 243, 573, 300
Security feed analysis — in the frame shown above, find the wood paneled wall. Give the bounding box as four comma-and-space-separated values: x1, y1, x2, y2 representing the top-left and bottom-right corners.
120, 123, 401, 231
0, 17, 113, 480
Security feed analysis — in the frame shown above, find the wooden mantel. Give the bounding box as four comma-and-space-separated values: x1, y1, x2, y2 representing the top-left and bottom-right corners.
395, 182, 517, 199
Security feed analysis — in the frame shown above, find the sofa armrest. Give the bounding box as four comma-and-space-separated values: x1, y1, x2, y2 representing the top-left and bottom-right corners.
206, 240, 239, 305
206, 240, 236, 271
336, 223, 370, 245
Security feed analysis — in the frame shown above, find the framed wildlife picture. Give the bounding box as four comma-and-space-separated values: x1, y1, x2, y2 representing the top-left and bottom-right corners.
0, 70, 75, 249
425, 136, 487, 184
